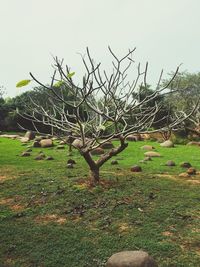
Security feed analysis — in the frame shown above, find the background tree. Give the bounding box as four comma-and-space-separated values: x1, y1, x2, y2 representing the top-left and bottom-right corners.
17, 48, 195, 184
163, 71, 200, 137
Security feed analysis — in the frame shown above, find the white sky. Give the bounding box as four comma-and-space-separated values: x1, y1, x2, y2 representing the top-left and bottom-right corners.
1, 0, 200, 97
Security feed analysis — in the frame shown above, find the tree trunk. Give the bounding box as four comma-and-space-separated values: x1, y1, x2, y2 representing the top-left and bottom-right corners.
90, 167, 100, 184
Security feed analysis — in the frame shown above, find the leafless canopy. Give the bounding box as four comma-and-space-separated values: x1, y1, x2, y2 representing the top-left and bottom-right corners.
18, 47, 197, 183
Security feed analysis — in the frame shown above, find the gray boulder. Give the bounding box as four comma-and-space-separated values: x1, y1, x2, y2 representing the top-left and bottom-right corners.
33, 141, 41, 148
131, 165, 142, 172
166, 160, 176, 166
90, 148, 105, 155
21, 152, 31, 157
106, 251, 158, 267
101, 141, 114, 149
144, 152, 161, 157
40, 139, 53, 148
140, 145, 155, 151
180, 162, 192, 168
160, 140, 174, 148
24, 131, 35, 141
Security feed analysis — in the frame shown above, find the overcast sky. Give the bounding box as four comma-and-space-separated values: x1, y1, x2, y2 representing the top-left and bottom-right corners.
1, 0, 200, 97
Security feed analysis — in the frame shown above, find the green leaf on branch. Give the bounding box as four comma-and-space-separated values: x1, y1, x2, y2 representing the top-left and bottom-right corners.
67, 72, 75, 79
16, 80, 31, 88
53, 81, 64, 88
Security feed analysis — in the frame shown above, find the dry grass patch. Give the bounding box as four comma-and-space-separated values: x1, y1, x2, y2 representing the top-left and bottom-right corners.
34, 214, 67, 224
0, 196, 25, 211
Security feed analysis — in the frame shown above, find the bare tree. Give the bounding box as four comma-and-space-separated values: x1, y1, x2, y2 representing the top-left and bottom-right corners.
17, 47, 196, 184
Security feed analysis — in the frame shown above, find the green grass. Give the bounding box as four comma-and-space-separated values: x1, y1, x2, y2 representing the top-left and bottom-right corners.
0, 137, 200, 266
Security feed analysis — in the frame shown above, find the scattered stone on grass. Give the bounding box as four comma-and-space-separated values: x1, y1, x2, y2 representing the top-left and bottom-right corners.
144, 151, 161, 157
166, 160, 176, 166
46, 156, 54, 160
20, 137, 29, 143
111, 160, 118, 165
67, 159, 76, 164
72, 139, 83, 148
40, 139, 53, 148
180, 162, 192, 168
131, 165, 142, 172
34, 136, 43, 142
35, 154, 46, 160
59, 140, 66, 145
56, 145, 65, 149
100, 142, 114, 149
186, 141, 200, 146
24, 130, 35, 140
106, 251, 158, 267
67, 163, 74, 169
187, 167, 196, 175
21, 152, 31, 157
144, 156, 152, 161
160, 139, 174, 148
140, 145, 155, 151
33, 141, 41, 148
126, 134, 142, 141
90, 147, 105, 155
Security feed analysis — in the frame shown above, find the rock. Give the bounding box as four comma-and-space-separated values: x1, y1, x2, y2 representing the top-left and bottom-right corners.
34, 136, 43, 142
21, 152, 31, 157
186, 141, 200, 146
126, 134, 142, 141
101, 142, 114, 149
59, 140, 66, 145
131, 165, 142, 172
90, 148, 105, 155
166, 160, 176, 166
106, 251, 158, 267
46, 156, 54, 160
67, 159, 76, 164
33, 141, 41, 148
180, 162, 192, 168
144, 152, 161, 157
0, 134, 19, 139
160, 140, 174, 148
187, 167, 196, 175
144, 157, 152, 161
20, 137, 29, 143
111, 160, 118, 165
72, 139, 83, 149
24, 130, 35, 141
67, 163, 74, 169
140, 145, 155, 151
40, 139, 53, 148
56, 145, 65, 149
52, 137, 59, 141
34, 154, 46, 160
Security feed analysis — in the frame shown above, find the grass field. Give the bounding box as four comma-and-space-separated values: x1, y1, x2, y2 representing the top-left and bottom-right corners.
0, 137, 200, 266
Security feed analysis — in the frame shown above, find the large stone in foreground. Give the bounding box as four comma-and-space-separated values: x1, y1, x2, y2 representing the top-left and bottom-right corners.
40, 139, 53, 148
160, 140, 174, 148
144, 151, 161, 157
106, 251, 158, 267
